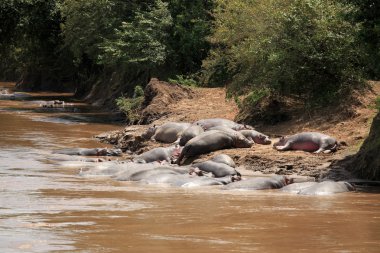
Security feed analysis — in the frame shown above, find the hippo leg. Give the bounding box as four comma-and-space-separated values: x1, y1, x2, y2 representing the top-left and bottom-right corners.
274, 143, 291, 151
313, 142, 332, 154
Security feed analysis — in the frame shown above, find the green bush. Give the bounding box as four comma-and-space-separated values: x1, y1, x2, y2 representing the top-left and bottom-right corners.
116, 85, 145, 123
376, 97, 380, 111
204, 0, 365, 105
168, 75, 198, 87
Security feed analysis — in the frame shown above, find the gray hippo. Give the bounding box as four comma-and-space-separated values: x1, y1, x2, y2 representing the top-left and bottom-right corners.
53, 148, 122, 156
181, 176, 239, 187
298, 181, 355, 195
177, 130, 253, 164
191, 160, 240, 178
141, 173, 238, 187
273, 132, 338, 153
194, 118, 253, 131
40, 100, 65, 108
211, 154, 236, 168
133, 145, 182, 163
142, 122, 191, 143
239, 130, 271, 145
222, 175, 292, 190
179, 124, 204, 146
117, 166, 189, 182
280, 182, 319, 193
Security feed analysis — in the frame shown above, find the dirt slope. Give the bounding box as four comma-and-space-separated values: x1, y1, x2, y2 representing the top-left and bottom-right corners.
97, 80, 380, 180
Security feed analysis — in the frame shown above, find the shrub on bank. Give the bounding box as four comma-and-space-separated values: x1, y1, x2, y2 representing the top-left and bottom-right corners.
115, 85, 144, 123
203, 0, 365, 105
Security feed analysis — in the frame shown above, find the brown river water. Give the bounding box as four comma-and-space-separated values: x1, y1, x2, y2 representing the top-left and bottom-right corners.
0, 82, 379, 253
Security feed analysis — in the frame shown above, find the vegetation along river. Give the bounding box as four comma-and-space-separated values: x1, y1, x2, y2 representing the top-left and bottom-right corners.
0, 82, 379, 253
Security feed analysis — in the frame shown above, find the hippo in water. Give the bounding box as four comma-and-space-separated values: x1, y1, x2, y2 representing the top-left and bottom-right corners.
194, 118, 253, 131
298, 181, 355, 195
179, 124, 204, 146
53, 148, 122, 156
116, 165, 190, 182
142, 122, 191, 143
239, 130, 271, 145
273, 132, 338, 153
177, 130, 253, 164
133, 145, 182, 164
222, 175, 292, 190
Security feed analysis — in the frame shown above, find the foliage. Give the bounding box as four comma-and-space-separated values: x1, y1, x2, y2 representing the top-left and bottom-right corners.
0, 0, 72, 83
168, 75, 198, 87
115, 85, 145, 123
204, 0, 365, 104
347, 0, 380, 78
376, 97, 380, 111
167, 0, 214, 74
99, 0, 172, 68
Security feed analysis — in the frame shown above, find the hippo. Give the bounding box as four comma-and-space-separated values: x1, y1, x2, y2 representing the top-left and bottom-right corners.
222, 175, 292, 190
298, 181, 355, 195
191, 160, 240, 178
40, 100, 65, 108
211, 154, 236, 168
280, 182, 319, 193
177, 130, 253, 164
194, 118, 253, 131
115, 165, 190, 182
53, 148, 122, 156
179, 124, 204, 146
81, 161, 161, 178
0, 93, 16, 100
142, 122, 191, 143
239, 130, 271, 145
181, 175, 239, 188
273, 132, 338, 153
133, 145, 182, 163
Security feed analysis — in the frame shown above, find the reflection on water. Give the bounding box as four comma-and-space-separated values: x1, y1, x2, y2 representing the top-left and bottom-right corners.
0, 82, 379, 253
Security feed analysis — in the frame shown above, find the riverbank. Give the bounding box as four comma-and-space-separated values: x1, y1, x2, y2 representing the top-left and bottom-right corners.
97, 80, 380, 181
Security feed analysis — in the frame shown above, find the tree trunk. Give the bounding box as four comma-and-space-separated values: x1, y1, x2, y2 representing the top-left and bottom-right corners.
349, 112, 380, 180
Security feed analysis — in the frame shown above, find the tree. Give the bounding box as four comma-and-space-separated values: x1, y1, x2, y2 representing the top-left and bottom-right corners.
203, 0, 365, 104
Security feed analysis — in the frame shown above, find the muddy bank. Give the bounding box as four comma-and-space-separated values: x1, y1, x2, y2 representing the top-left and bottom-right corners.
96, 80, 380, 181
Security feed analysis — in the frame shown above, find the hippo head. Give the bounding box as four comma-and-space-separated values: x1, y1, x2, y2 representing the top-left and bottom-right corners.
231, 174, 241, 182
106, 148, 122, 156
273, 136, 287, 147
170, 145, 183, 163
233, 134, 254, 148
253, 134, 272, 145
141, 125, 157, 140
95, 148, 108, 156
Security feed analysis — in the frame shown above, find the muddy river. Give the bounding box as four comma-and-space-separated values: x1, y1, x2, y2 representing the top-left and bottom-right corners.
0, 82, 379, 253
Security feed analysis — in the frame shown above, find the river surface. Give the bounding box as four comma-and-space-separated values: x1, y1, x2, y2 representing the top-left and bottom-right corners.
0, 82, 379, 253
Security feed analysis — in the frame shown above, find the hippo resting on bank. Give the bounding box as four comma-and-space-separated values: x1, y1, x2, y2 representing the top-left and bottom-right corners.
222, 175, 292, 190
53, 148, 122, 156
191, 160, 241, 178
211, 154, 236, 168
133, 145, 182, 164
142, 122, 191, 143
194, 118, 253, 131
239, 130, 271, 145
179, 124, 204, 146
273, 132, 338, 153
177, 130, 253, 164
